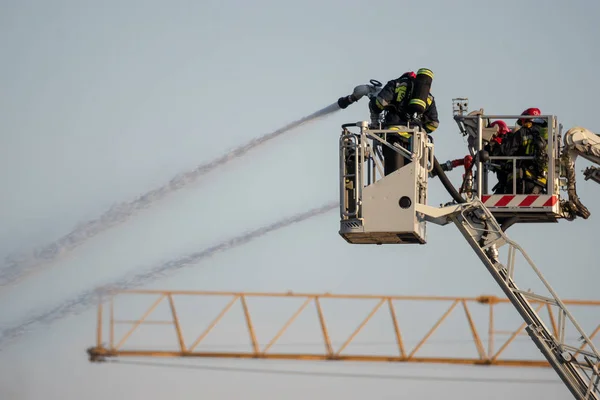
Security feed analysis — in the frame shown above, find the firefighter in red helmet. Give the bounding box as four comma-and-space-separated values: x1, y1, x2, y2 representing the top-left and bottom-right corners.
485, 120, 512, 193
500, 108, 549, 194
488, 120, 511, 144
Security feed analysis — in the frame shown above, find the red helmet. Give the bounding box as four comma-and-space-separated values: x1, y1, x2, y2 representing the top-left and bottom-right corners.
517, 107, 541, 125
489, 120, 510, 135
489, 120, 510, 144
401, 71, 416, 79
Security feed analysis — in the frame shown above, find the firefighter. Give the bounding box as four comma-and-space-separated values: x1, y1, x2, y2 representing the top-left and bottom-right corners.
368, 70, 439, 175
500, 108, 549, 194
485, 120, 512, 194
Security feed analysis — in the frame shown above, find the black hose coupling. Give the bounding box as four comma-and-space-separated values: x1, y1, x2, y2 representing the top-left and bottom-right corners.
337, 95, 354, 109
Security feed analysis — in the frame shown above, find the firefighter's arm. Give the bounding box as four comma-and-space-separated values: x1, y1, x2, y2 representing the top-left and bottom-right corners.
368, 80, 396, 125
369, 80, 396, 112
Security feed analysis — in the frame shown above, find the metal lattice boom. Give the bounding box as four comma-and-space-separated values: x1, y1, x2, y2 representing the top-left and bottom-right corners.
87, 290, 599, 369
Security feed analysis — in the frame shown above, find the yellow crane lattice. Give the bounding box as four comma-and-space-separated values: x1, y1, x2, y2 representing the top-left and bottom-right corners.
87, 290, 600, 368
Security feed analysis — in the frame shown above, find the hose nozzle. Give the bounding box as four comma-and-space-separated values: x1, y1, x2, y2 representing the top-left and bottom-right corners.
337, 80, 382, 109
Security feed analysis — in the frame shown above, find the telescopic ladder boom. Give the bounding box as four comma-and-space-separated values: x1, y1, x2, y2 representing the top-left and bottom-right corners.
419, 199, 600, 399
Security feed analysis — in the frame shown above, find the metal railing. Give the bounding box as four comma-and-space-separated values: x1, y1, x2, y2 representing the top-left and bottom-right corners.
453, 113, 559, 197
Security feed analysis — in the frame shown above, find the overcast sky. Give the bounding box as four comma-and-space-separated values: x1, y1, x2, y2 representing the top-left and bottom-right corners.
0, 0, 599, 399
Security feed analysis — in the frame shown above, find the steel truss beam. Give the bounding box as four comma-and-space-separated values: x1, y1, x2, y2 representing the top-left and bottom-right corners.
87, 290, 599, 369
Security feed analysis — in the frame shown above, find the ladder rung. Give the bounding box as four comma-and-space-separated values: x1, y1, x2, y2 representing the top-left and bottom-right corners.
513, 290, 558, 306
561, 345, 600, 361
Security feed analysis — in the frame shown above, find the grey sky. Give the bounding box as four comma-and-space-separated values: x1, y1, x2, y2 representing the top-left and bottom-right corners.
1, 0, 599, 399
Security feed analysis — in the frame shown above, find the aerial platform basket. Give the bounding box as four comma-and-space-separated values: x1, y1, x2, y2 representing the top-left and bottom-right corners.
452, 99, 564, 224
338, 121, 433, 245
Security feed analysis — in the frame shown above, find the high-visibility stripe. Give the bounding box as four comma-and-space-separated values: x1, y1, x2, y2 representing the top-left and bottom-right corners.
409, 99, 426, 108
425, 124, 438, 132
395, 86, 407, 103
388, 126, 412, 139
417, 68, 434, 79
522, 169, 547, 185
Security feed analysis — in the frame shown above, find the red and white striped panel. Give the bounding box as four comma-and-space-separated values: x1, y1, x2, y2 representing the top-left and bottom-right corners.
481, 194, 558, 208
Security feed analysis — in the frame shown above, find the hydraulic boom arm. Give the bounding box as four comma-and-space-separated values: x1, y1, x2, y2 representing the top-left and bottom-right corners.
416, 199, 600, 399
561, 127, 600, 219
